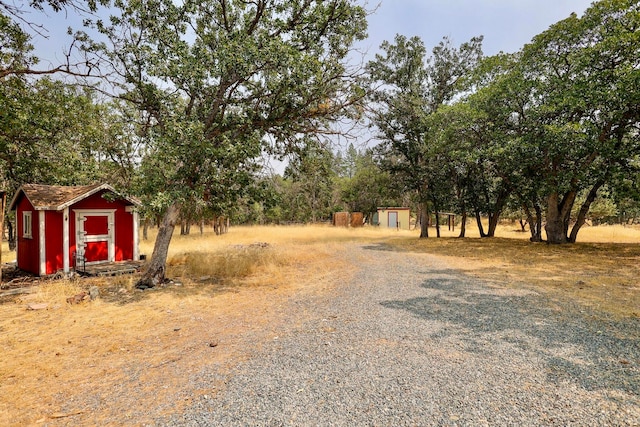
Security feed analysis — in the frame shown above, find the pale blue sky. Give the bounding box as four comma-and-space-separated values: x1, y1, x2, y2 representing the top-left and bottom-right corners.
29, 0, 595, 69
359, 0, 594, 58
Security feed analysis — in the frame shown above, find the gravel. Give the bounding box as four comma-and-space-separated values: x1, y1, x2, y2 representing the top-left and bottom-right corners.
158, 243, 640, 426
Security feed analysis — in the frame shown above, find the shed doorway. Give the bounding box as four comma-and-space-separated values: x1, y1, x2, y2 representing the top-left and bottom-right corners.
75, 210, 115, 264
388, 211, 398, 228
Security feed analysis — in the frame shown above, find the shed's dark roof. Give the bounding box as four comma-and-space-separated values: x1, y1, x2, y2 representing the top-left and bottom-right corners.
9, 183, 141, 211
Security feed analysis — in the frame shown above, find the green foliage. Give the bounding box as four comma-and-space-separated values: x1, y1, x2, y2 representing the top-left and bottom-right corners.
0, 12, 37, 78
365, 0, 640, 242
284, 139, 337, 222
0, 77, 110, 192
367, 33, 484, 236
339, 147, 400, 218
515, 0, 640, 242
80, 0, 367, 222
576, 186, 618, 225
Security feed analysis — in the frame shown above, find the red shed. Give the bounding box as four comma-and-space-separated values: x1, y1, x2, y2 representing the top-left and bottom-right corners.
9, 183, 141, 276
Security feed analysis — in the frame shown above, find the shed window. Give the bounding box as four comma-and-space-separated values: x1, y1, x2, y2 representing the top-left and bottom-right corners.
23, 211, 32, 238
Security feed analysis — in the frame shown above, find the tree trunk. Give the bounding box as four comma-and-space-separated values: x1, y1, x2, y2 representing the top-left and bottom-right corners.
484, 190, 508, 238
545, 190, 577, 244
199, 219, 204, 235
214, 216, 228, 235
534, 205, 543, 242
135, 203, 180, 289
143, 220, 149, 241
524, 203, 543, 242
519, 219, 527, 232
419, 202, 429, 238
213, 216, 218, 235
475, 210, 486, 237
457, 211, 467, 238
180, 220, 191, 235
434, 209, 441, 238
7, 219, 15, 251
486, 211, 501, 237
545, 199, 567, 244
569, 180, 604, 243
0, 192, 6, 283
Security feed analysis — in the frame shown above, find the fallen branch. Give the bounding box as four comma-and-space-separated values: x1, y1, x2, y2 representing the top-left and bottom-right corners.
0, 287, 35, 298
151, 357, 182, 368
49, 410, 85, 419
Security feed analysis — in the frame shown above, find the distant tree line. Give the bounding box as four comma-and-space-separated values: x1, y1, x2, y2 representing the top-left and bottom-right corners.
231, 142, 405, 226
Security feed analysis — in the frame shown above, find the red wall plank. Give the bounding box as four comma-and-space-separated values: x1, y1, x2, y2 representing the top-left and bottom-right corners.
44, 211, 63, 275
16, 197, 39, 275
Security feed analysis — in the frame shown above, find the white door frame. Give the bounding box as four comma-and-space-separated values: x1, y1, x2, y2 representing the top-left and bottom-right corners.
74, 209, 116, 264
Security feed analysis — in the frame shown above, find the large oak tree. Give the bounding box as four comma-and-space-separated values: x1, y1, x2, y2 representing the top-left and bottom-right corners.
78, 0, 368, 287
515, 0, 640, 243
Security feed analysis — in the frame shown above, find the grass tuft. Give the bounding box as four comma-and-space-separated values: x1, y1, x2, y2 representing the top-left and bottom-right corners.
31, 279, 86, 304
169, 245, 282, 281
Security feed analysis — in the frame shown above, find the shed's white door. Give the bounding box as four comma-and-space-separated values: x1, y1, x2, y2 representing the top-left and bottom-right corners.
388, 211, 398, 228
76, 210, 115, 264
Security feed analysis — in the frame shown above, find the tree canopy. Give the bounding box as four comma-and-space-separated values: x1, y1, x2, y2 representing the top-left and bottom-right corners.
365, 0, 639, 243
366, 34, 484, 237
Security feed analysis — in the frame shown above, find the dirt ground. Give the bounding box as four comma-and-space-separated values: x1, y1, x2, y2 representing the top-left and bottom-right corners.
0, 243, 353, 425
1, 225, 638, 425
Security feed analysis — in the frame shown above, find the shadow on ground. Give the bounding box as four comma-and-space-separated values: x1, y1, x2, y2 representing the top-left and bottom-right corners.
381, 273, 640, 398
361, 243, 401, 252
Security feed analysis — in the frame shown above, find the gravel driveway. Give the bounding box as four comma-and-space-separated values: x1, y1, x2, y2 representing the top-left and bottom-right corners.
160, 243, 639, 426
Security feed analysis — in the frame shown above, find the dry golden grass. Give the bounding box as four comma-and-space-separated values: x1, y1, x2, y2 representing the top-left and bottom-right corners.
1, 239, 14, 263
0, 222, 638, 425
413, 218, 640, 243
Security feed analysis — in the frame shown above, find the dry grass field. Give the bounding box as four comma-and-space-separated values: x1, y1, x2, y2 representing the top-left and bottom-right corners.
0, 222, 638, 425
